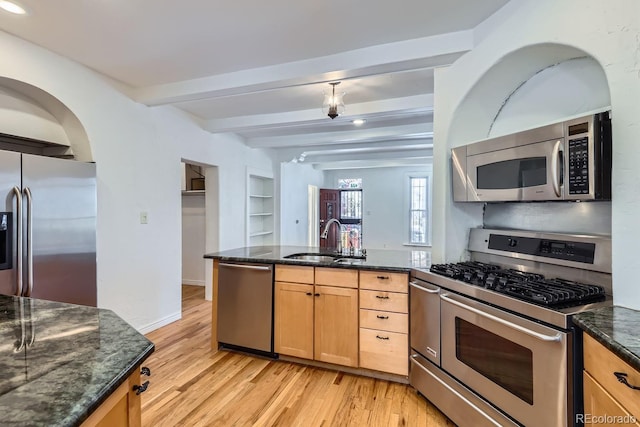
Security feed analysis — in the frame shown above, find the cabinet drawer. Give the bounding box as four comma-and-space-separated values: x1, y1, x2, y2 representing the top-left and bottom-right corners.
359, 290, 408, 313
583, 372, 640, 426
584, 333, 640, 418
275, 265, 314, 284
359, 271, 408, 293
360, 309, 408, 334
359, 328, 408, 376
315, 267, 358, 288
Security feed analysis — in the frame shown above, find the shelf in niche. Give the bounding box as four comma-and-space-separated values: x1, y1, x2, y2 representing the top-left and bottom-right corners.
250, 231, 274, 237
181, 190, 205, 196
247, 172, 274, 246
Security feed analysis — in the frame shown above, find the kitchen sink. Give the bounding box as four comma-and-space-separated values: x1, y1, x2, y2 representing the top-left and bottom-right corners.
284, 253, 366, 264
333, 258, 365, 265
284, 253, 338, 263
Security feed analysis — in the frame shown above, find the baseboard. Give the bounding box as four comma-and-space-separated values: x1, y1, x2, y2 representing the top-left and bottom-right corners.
182, 279, 205, 286
138, 311, 182, 334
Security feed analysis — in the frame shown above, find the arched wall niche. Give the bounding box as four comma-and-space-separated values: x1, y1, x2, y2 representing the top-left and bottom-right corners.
448, 43, 611, 146
0, 77, 93, 162
446, 42, 612, 236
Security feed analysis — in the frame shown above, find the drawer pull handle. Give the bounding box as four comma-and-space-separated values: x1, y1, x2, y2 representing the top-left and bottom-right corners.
375, 295, 390, 299
376, 315, 389, 319
376, 276, 390, 280
614, 372, 640, 390
305, 292, 312, 296
133, 381, 150, 395
376, 335, 390, 340
314, 293, 320, 297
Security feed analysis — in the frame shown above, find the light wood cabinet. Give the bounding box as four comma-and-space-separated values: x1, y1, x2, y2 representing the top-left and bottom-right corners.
583, 333, 640, 426
359, 271, 408, 293
274, 281, 314, 359
314, 285, 359, 367
274, 265, 359, 368
275, 264, 314, 284
81, 369, 143, 427
359, 270, 409, 376
359, 289, 408, 313
315, 267, 358, 288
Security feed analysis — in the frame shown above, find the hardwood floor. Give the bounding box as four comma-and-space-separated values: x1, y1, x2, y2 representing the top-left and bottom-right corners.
141, 285, 456, 427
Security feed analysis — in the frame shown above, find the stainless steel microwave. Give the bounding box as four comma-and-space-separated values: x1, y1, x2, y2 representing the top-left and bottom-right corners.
452, 111, 612, 202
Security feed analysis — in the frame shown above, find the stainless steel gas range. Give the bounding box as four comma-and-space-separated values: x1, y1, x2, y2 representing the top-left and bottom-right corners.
409, 228, 612, 427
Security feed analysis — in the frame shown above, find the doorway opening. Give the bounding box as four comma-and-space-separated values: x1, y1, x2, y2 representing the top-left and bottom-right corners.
181, 161, 219, 312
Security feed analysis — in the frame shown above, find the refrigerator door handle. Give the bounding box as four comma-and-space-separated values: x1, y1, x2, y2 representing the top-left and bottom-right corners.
12, 186, 23, 297
23, 187, 33, 297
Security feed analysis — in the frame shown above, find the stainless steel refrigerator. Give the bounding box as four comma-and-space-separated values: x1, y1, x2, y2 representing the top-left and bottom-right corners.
0, 150, 96, 306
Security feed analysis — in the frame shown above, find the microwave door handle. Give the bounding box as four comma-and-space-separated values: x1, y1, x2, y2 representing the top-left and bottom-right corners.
551, 140, 562, 198
440, 294, 562, 342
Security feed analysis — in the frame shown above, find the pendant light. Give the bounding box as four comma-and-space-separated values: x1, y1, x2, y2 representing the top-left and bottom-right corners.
322, 82, 345, 119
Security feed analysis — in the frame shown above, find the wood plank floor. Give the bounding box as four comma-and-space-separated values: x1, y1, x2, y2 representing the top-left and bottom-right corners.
141, 285, 456, 427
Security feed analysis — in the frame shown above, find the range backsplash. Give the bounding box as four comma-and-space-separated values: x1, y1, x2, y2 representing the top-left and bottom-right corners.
482, 201, 611, 236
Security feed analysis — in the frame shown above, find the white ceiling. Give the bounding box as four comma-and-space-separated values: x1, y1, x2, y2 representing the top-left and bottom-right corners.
0, 0, 510, 168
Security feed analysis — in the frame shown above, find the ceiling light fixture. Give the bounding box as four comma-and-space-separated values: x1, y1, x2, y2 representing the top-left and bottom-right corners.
0, 0, 26, 14
322, 82, 345, 119
352, 119, 366, 126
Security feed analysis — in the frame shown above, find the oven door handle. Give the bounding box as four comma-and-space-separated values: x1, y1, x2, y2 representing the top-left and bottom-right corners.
409, 281, 440, 293
440, 294, 563, 342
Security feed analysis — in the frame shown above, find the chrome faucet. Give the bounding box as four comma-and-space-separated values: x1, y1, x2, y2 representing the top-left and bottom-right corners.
320, 218, 343, 248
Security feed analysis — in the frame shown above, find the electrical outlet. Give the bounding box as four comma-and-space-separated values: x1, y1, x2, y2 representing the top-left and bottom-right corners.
140, 212, 148, 224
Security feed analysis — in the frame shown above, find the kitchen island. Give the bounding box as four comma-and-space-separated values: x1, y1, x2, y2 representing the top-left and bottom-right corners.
205, 245, 430, 379
203, 245, 431, 271
0, 295, 154, 426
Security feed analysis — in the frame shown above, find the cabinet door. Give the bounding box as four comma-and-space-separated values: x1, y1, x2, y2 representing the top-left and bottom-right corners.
274, 281, 314, 359
314, 285, 358, 367
583, 372, 640, 426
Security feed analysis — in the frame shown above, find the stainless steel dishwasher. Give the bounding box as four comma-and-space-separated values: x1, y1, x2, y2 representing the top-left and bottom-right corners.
217, 262, 274, 355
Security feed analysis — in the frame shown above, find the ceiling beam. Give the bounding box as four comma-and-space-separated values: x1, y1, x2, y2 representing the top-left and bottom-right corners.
204, 94, 433, 134
133, 31, 472, 106
311, 157, 433, 170
245, 123, 433, 149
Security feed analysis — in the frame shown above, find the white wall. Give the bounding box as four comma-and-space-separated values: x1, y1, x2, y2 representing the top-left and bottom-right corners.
0, 30, 275, 332
279, 163, 325, 246
181, 194, 206, 286
431, 0, 640, 309
324, 166, 432, 250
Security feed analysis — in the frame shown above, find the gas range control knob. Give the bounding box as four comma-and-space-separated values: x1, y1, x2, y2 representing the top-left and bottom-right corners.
508, 238, 518, 247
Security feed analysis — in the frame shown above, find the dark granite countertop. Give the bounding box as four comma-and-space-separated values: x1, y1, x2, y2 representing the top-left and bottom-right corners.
204, 245, 431, 272
0, 295, 154, 426
573, 306, 640, 372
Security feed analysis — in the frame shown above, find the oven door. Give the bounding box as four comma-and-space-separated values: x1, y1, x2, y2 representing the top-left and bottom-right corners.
466, 138, 563, 201
440, 292, 569, 427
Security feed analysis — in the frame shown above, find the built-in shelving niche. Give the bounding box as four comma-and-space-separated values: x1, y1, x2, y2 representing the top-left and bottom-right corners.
247, 171, 274, 246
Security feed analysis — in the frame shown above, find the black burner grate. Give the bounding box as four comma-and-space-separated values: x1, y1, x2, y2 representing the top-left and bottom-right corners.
429, 262, 606, 308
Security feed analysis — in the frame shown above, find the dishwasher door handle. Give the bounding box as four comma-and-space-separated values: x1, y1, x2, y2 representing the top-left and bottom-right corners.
219, 263, 272, 271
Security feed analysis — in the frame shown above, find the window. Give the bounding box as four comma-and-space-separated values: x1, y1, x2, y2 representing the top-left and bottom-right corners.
340, 189, 363, 249
409, 177, 428, 245
337, 178, 362, 189
337, 178, 363, 248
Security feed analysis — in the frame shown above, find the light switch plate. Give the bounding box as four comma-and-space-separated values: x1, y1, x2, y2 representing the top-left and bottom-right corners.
140, 212, 148, 224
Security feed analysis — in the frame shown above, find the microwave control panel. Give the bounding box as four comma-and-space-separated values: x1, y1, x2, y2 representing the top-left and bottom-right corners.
568, 137, 590, 195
